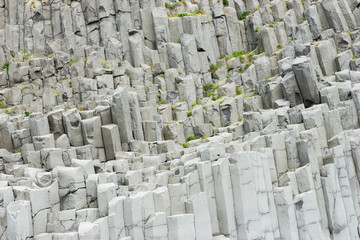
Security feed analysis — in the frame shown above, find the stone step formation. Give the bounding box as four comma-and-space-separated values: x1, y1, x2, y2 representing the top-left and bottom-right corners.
0, 0, 360, 239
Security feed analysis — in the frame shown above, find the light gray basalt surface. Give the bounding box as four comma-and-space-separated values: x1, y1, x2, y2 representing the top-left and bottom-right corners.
0, 0, 360, 239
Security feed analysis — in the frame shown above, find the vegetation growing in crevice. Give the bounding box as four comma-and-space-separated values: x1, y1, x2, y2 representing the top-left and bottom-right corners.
203, 83, 221, 92
209, 64, 222, 73
69, 59, 78, 66
0, 101, 7, 109
239, 11, 250, 20
2, 61, 9, 70
165, 0, 186, 9
187, 136, 197, 141
236, 87, 243, 95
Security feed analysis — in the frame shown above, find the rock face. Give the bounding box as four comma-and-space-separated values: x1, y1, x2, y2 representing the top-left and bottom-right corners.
0, 0, 359, 239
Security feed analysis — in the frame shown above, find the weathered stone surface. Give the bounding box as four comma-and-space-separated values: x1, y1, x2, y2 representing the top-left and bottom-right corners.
229, 153, 262, 239
321, 0, 349, 32
181, 34, 201, 75
101, 124, 122, 160
273, 187, 299, 240
292, 56, 320, 107
144, 212, 168, 240
97, 183, 116, 217
62, 109, 84, 147
316, 39, 337, 75
112, 86, 133, 150
167, 214, 195, 240
81, 116, 104, 148
212, 158, 237, 239
29, 113, 51, 137
7, 200, 33, 240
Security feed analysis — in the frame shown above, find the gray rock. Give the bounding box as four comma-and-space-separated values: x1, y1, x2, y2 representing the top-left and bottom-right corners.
274, 187, 300, 240
321, 0, 349, 32
214, 14, 232, 57
281, 72, 303, 107
167, 214, 195, 240
335, 32, 352, 52
304, 5, 322, 40
219, 97, 239, 127
294, 190, 326, 239
33, 134, 55, 151
128, 91, 144, 141
81, 116, 104, 148
224, 7, 243, 53
254, 56, 271, 81
335, 50, 353, 71
143, 121, 162, 142
41, 148, 64, 170
292, 56, 320, 107
112, 87, 133, 150
338, 0, 357, 30
6, 200, 33, 240
182, 16, 205, 52
11, 129, 32, 150
0, 114, 14, 152
129, 30, 145, 68
181, 34, 201, 75
177, 75, 196, 108
163, 122, 185, 144
212, 158, 237, 238
243, 112, 263, 134
295, 21, 313, 44
320, 86, 341, 110
229, 153, 262, 239
29, 113, 51, 137
166, 43, 185, 73
316, 39, 337, 76
62, 109, 84, 147
55, 134, 70, 149
321, 164, 352, 240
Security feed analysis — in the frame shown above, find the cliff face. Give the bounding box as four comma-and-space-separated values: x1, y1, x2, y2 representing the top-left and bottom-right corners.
0, 0, 360, 239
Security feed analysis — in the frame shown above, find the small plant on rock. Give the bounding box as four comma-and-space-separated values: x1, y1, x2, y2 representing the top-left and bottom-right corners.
203, 83, 215, 92
0, 101, 7, 109
176, 12, 191, 17
239, 11, 250, 20
212, 96, 221, 101
69, 59, 78, 66
236, 87, 243, 95
187, 136, 197, 141
165, 0, 186, 9
2, 61, 9, 70
232, 51, 244, 57
210, 64, 221, 73
193, 9, 206, 15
